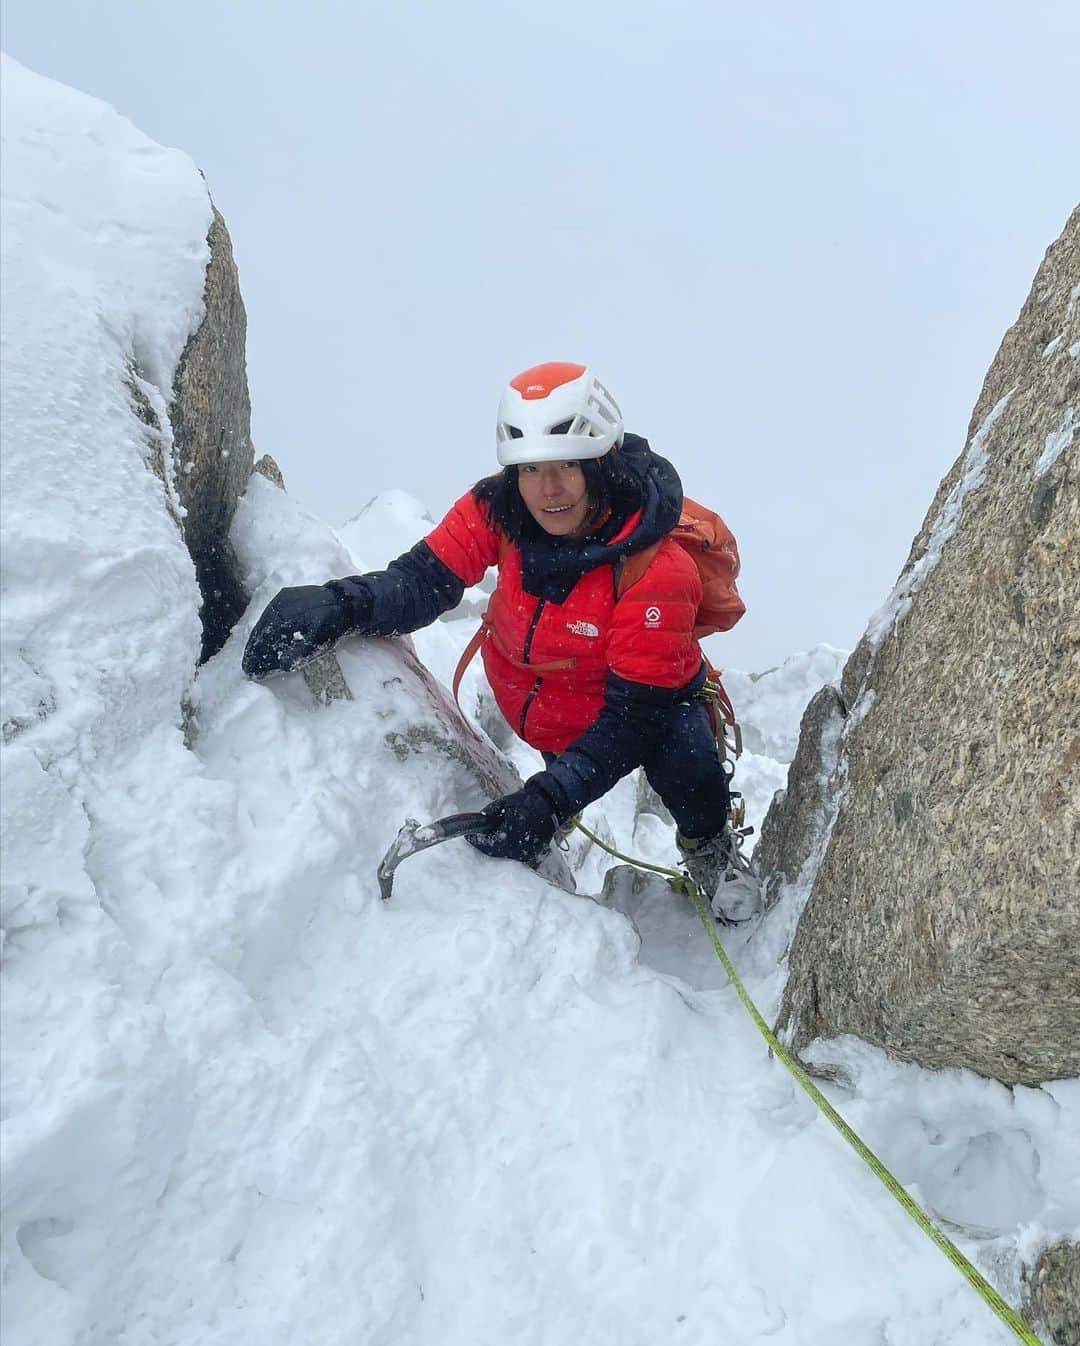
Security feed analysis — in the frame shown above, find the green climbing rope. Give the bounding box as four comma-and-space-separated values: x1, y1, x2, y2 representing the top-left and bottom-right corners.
571, 818, 1041, 1346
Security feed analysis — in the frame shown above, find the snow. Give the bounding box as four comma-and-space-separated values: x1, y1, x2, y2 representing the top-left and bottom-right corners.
337, 489, 436, 571
864, 390, 1015, 648
3, 58, 1077, 1346
0, 53, 211, 771
717, 644, 848, 763
1034, 407, 1076, 480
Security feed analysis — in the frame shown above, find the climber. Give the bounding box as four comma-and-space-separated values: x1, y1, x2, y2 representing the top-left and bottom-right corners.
243, 362, 745, 910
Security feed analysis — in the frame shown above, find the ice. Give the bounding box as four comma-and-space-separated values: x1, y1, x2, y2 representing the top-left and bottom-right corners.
1034, 407, 1076, 480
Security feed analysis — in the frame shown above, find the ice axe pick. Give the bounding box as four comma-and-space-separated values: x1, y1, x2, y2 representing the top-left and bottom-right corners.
377, 811, 497, 901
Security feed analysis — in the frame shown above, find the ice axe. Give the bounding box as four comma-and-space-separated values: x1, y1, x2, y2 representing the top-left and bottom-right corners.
377, 811, 497, 901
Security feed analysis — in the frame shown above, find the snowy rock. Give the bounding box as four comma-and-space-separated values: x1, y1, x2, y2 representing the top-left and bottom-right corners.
0, 52, 256, 672
229, 474, 550, 838
5, 56, 1073, 1346
777, 205, 1080, 1087
253, 452, 286, 489
0, 53, 209, 767
170, 206, 255, 659
755, 684, 846, 911
0, 58, 222, 1345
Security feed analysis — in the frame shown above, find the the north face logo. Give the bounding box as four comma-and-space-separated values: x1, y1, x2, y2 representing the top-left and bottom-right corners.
644, 606, 662, 630
566, 619, 600, 638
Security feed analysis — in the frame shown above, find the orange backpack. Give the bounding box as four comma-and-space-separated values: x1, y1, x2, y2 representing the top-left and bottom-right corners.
614, 496, 745, 638
613, 497, 745, 756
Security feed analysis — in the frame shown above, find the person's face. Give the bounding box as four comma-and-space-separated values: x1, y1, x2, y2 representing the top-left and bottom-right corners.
517, 461, 591, 537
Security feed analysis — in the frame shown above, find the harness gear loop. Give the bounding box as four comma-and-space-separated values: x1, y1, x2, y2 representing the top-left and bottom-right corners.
570, 816, 1041, 1346
701, 669, 742, 760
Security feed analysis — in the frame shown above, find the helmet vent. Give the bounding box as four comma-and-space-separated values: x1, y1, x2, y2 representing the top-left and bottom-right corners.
588, 392, 617, 427
548, 418, 573, 435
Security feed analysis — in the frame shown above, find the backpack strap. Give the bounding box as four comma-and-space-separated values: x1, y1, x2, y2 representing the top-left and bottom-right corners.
614, 542, 661, 600
699, 657, 743, 759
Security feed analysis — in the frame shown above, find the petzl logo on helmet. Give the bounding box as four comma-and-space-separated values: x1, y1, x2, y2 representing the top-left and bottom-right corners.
644, 605, 662, 630
511, 362, 587, 401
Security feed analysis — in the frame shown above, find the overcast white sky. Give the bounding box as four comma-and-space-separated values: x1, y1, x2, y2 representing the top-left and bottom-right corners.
3, 2, 1077, 668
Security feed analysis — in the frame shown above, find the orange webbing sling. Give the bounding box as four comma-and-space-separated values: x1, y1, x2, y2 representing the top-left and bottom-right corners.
451, 612, 577, 709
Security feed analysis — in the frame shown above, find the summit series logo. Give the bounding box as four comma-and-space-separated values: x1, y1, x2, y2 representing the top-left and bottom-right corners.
644, 606, 662, 630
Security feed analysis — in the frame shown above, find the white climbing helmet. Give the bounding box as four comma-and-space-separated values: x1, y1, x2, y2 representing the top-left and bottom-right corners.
496, 361, 624, 466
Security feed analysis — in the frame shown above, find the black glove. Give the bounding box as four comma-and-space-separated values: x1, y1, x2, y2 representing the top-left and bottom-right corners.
466, 782, 563, 865
242, 584, 360, 679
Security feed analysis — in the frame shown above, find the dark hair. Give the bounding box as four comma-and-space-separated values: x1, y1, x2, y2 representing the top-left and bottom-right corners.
472, 452, 641, 547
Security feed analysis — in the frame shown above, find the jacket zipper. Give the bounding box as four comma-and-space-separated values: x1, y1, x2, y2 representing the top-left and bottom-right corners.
522, 600, 546, 665
519, 677, 543, 738
518, 600, 547, 737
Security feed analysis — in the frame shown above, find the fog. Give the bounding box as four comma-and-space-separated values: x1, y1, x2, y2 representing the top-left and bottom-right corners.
3, 1, 1077, 667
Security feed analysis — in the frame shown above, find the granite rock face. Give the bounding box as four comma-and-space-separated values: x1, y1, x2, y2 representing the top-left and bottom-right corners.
253, 453, 285, 490
775, 206, 1079, 1088
1024, 1240, 1080, 1346
756, 685, 846, 912
1022, 1239, 1080, 1346
169, 206, 255, 659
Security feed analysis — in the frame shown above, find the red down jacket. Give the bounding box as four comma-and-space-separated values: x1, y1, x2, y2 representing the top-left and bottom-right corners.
426, 491, 703, 754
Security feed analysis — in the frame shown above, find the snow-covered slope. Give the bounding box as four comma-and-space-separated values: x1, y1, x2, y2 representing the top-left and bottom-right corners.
720, 645, 848, 763
3, 60, 1075, 1346
337, 489, 436, 571
0, 52, 211, 1342
0, 52, 210, 764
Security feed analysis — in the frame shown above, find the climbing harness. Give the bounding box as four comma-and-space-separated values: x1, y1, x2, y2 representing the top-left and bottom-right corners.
571, 818, 1041, 1346
700, 666, 743, 761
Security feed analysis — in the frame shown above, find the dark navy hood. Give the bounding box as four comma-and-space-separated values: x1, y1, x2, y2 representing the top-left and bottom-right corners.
519, 433, 683, 603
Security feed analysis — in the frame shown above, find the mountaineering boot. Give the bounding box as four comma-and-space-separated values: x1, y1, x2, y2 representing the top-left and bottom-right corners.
675, 829, 726, 898
676, 827, 762, 925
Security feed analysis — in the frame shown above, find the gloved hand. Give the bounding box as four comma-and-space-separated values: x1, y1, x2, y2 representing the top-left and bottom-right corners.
242, 584, 357, 679
466, 782, 562, 865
